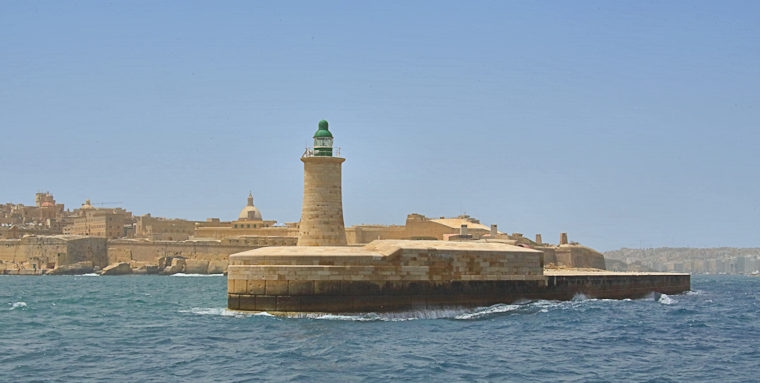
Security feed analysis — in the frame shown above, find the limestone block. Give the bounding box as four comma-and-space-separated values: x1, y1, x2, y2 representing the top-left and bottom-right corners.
99, 262, 132, 276
288, 280, 314, 295
276, 296, 300, 311
48, 261, 93, 275
161, 258, 186, 274
314, 280, 342, 295
247, 280, 266, 295
256, 296, 277, 311
184, 259, 209, 274
237, 295, 256, 311
207, 260, 227, 274
266, 280, 289, 295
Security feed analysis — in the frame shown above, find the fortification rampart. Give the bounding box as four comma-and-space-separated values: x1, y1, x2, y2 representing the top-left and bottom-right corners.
228, 239, 689, 313
107, 238, 291, 273
228, 240, 546, 312
540, 244, 606, 270
0, 236, 107, 273
542, 270, 691, 299
2, 235, 296, 275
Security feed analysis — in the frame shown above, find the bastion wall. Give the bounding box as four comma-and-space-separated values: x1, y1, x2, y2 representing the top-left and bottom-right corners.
0, 236, 108, 271
2, 236, 297, 274
227, 240, 546, 312
540, 244, 606, 270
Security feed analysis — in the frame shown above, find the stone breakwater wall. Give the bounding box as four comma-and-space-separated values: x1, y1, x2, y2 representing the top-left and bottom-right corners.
228, 240, 690, 313
228, 240, 547, 312
541, 271, 691, 300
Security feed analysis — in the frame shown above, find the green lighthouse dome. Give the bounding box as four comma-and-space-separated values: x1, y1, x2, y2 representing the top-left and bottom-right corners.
313, 120, 333, 138
312, 120, 334, 156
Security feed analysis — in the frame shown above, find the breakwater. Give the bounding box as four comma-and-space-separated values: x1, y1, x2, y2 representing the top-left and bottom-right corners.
227, 240, 690, 313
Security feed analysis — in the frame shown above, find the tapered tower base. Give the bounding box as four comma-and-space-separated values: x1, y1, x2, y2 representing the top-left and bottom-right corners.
297, 156, 347, 246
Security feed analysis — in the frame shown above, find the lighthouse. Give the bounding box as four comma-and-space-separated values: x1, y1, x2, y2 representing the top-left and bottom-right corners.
297, 120, 347, 246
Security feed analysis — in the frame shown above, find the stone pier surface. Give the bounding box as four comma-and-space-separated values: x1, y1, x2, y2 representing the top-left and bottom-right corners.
227, 239, 690, 313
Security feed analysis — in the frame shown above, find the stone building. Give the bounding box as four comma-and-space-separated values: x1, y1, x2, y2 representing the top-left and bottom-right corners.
0, 192, 67, 236
347, 213, 503, 244
63, 200, 132, 239
134, 214, 197, 241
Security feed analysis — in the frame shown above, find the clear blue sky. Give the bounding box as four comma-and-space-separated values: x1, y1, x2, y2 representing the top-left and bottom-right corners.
2, 1, 758, 251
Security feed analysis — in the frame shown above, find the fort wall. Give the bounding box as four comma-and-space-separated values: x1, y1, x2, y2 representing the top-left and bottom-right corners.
539, 244, 606, 270
0, 236, 107, 273
2, 235, 299, 274
227, 239, 689, 313
227, 240, 546, 312
542, 270, 691, 300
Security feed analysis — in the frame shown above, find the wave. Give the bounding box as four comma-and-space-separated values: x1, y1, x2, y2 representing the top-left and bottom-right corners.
572, 293, 591, 301
80, 273, 100, 277
657, 293, 677, 305
184, 295, 677, 322
455, 304, 522, 320
179, 307, 264, 318
9, 301, 27, 310
170, 273, 225, 277
281, 304, 529, 321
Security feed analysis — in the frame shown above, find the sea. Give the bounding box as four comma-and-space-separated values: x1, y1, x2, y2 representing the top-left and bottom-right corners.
1, 274, 757, 383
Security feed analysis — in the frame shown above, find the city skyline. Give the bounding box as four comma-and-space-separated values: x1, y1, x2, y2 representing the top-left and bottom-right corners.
2, 2, 759, 251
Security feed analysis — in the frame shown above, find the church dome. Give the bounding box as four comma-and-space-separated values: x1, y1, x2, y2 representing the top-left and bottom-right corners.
81, 199, 95, 210
238, 193, 262, 221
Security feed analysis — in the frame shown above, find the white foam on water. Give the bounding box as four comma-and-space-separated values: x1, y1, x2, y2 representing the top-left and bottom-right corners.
9, 301, 27, 310
80, 273, 100, 277
657, 294, 677, 305
532, 299, 565, 311
571, 293, 591, 301
289, 308, 453, 321
170, 273, 225, 277
180, 307, 258, 318
299, 311, 422, 321
290, 305, 527, 321
305, 313, 382, 321
455, 304, 521, 320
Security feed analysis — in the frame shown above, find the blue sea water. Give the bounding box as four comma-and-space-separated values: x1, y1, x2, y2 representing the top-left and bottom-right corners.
1, 274, 757, 382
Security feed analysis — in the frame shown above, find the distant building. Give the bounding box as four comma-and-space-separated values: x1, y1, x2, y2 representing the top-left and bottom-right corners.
0, 192, 67, 237
63, 200, 132, 239
134, 214, 198, 241
194, 193, 293, 239
347, 213, 504, 244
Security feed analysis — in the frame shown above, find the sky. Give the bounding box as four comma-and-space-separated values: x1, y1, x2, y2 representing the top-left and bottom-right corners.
1, 1, 759, 251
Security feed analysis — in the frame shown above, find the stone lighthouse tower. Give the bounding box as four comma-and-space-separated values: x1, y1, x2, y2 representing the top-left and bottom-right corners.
297, 120, 347, 246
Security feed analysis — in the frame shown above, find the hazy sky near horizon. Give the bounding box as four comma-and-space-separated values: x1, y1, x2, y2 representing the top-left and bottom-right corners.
2, 1, 759, 251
